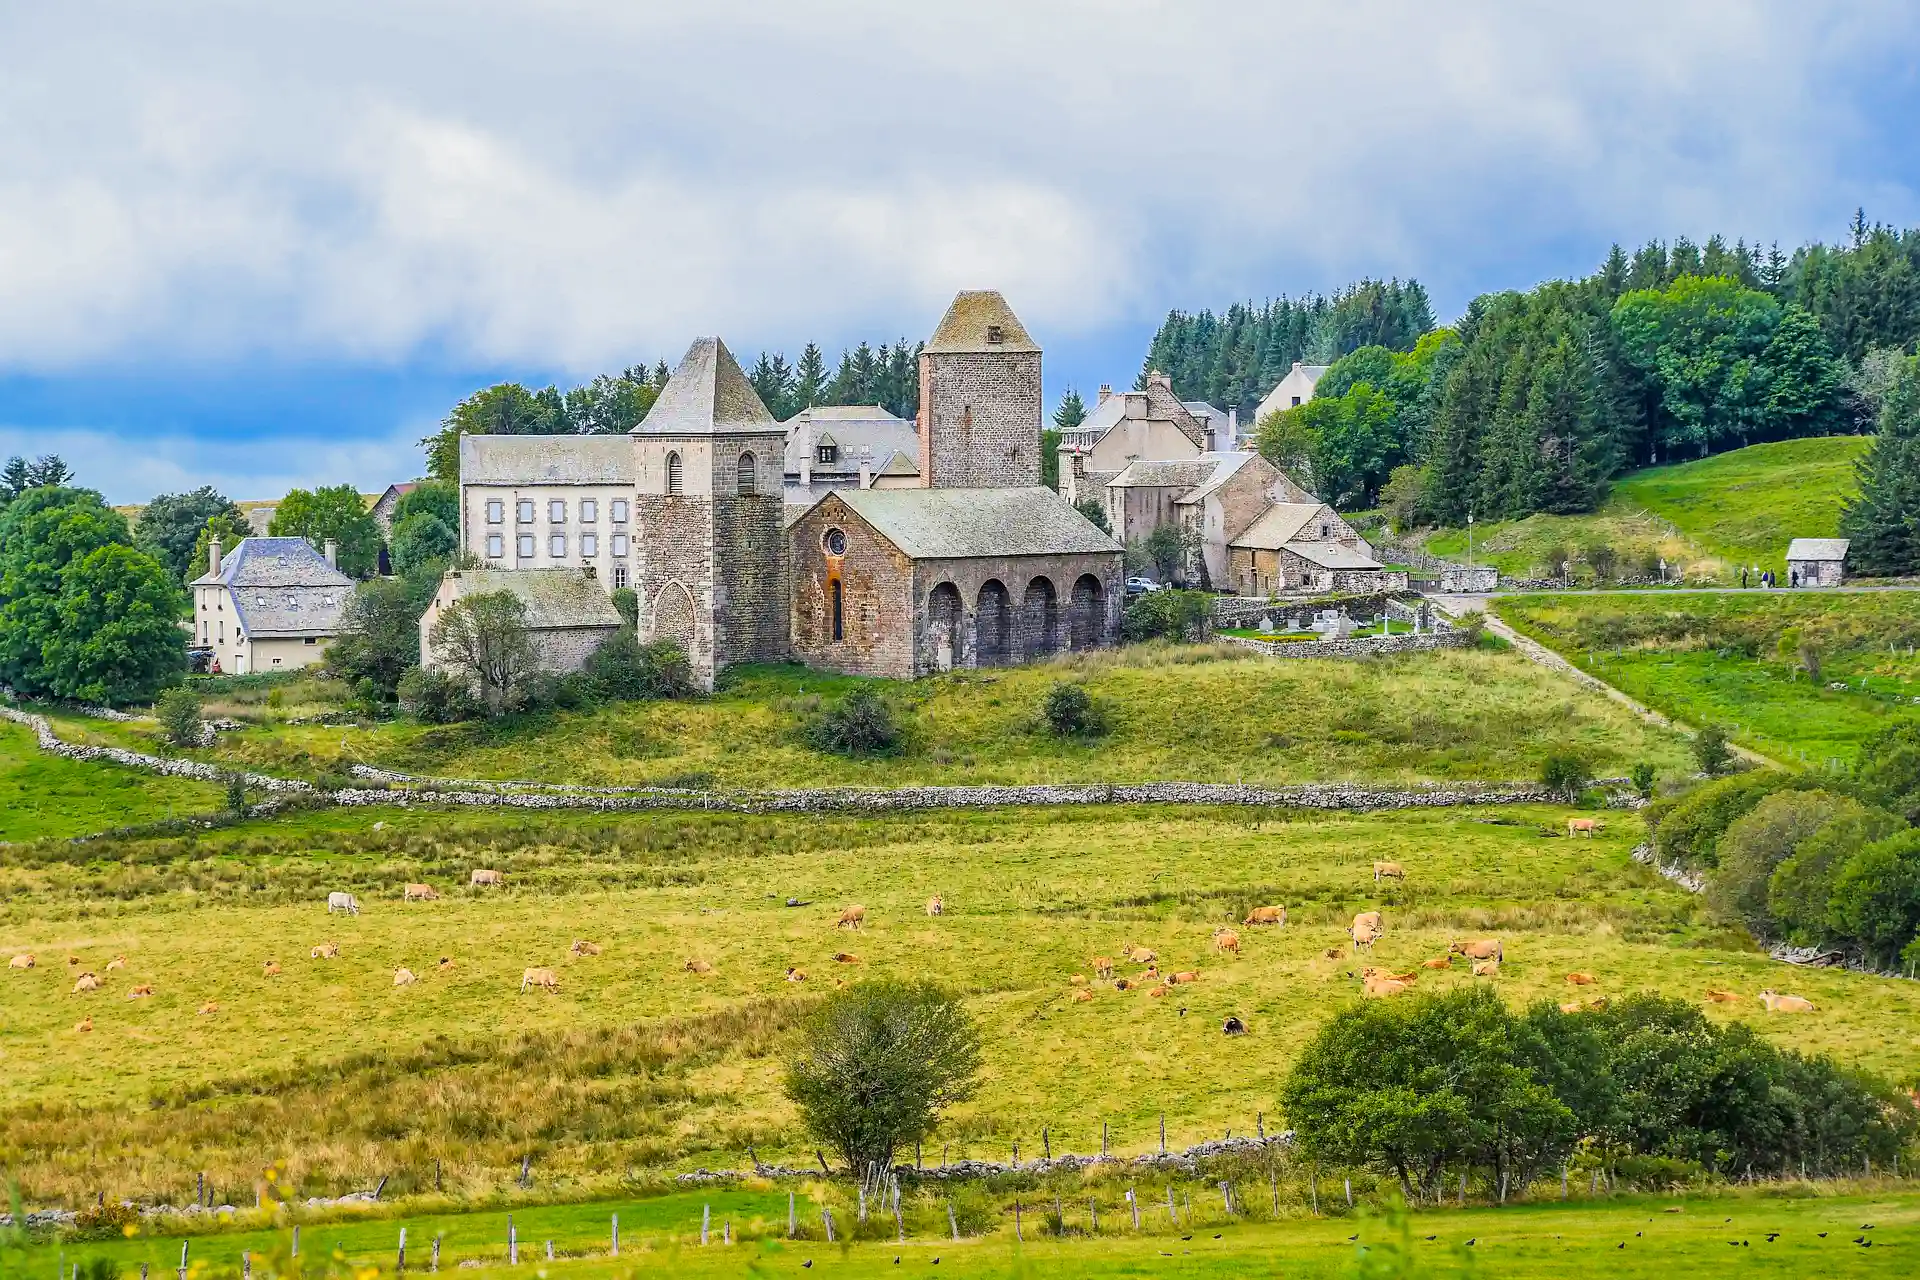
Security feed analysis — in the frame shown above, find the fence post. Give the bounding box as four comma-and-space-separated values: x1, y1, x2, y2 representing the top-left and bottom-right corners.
1015, 1200, 1023, 1241
508, 1215, 517, 1266
611, 1214, 618, 1258
789, 1192, 796, 1238
1257, 1112, 1263, 1140
948, 1201, 959, 1242
701, 1203, 710, 1245
1090, 1198, 1098, 1233
1160, 1114, 1166, 1153
398, 1226, 407, 1274
1499, 1170, 1509, 1205
1458, 1171, 1466, 1206
1345, 1178, 1352, 1209
1130, 1186, 1140, 1229
544, 1242, 553, 1262
1043, 1128, 1050, 1160
432, 1236, 441, 1273
179, 1240, 189, 1280
725, 1221, 731, 1245
292, 1226, 299, 1258
1167, 1184, 1177, 1220
858, 1184, 867, 1224
1103, 1121, 1109, 1157
242, 1252, 250, 1280
824, 1208, 835, 1243
1561, 1165, 1567, 1199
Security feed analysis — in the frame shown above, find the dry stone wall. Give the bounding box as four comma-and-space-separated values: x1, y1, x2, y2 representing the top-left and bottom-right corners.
1218, 631, 1471, 660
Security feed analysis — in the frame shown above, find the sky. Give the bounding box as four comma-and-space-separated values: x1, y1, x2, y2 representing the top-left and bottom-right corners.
3, 1, 1919, 503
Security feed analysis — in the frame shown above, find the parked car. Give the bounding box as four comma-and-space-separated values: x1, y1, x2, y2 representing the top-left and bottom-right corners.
1125, 576, 1164, 596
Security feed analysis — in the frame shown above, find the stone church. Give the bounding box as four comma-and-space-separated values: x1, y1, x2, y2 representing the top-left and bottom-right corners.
442, 290, 1123, 686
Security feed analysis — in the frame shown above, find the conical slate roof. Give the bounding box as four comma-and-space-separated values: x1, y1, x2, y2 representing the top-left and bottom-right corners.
633, 336, 778, 436
923, 290, 1039, 354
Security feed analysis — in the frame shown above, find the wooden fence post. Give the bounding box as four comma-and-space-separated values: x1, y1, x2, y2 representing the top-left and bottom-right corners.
398, 1226, 407, 1273
242, 1251, 250, 1280
1015, 1200, 1023, 1241
1090, 1199, 1098, 1233
291, 1226, 299, 1258
432, 1235, 441, 1273
508, 1214, 517, 1266
824, 1208, 834, 1244
1043, 1128, 1050, 1160
544, 1241, 553, 1262
1344, 1178, 1352, 1209
1130, 1187, 1140, 1229
611, 1214, 618, 1258
789, 1192, 796, 1237
1561, 1165, 1567, 1199
948, 1201, 959, 1242
701, 1204, 710, 1245
179, 1240, 189, 1280
858, 1184, 867, 1224
1103, 1121, 1109, 1157
1167, 1184, 1176, 1220
1160, 1114, 1166, 1154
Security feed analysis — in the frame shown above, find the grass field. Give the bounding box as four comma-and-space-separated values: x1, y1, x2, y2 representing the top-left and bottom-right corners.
15, 1186, 1920, 1278
0, 720, 225, 842
6, 800, 1919, 1210
1421, 437, 1869, 582
86, 646, 1694, 790
1495, 591, 1920, 765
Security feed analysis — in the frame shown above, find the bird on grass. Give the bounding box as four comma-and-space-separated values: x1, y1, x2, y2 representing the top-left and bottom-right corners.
1424, 1235, 1437, 1241
1212, 1235, 1221, 1240
1853, 1237, 1866, 1244
1766, 1233, 1780, 1242
1181, 1236, 1192, 1242
1346, 1234, 1358, 1242
1863, 1224, 1877, 1230
1817, 1232, 1828, 1238
1464, 1239, 1476, 1246
1615, 1242, 1624, 1249
803, 1262, 812, 1269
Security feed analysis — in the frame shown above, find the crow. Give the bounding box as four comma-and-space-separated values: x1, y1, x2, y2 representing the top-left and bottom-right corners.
803, 1263, 812, 1270
1817, 1232, 1827, 1238
1636, 1232, 1642, 1237
1863, 1224, 1876, 1230
1464, 1239, 1476, 1246
1616, 1242, 1624, 1249
1424, 1235, 1437, 1241
1347, 1234, 1358, 1242
1212, 1234, 1221, 1240
1766, 1233, 1779, 1242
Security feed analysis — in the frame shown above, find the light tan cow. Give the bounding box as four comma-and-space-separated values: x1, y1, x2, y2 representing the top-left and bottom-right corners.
685, 959, 715, 975
1559, 1000, 1584, 1014
1071, 988, 1094, 1003
520, 967, 559, 993
837, 905, 866, 930
832, 952, 859, 963
784, 967, 807, 983
1567, 818, 1605, 838
1068, 974, 1087, 986
1450, 939, 1504, 963
1565, 972, 1598, 986
925, 895, 944, 917
570, 940, 602, 957
1125, 946, 1157, 965
74, 1016, 92, 1033
8, 953, 32, 970
404, 883, 440, 902
1363, 976, 1412, 998
1420, 957, 1452, 970
1213, 929, 1241, 954
471, 869, 504, 887
1373, 862, 1406, 882
1472, 960, 1500, 978
1759, 989, 1815, 1013
1704, 989, 1742, 1004
1349, 912, 1384, 952
72, 972, 100, 993
311, 942, 340, 960
1244, 905, 1287, 926
197, 1002, 219, 1016
1364, 966, 1418, 984
262, 960, 282, 977
106, 955, 126, 972
394, 967, 418, 986
127, 984, 153, 999
1092, 956, 1114, 978
1170, 970, 1200, 985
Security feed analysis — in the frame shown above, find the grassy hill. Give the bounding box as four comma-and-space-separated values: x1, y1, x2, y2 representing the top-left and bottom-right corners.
1421, 437, 1869, 582
0, 720, 224, 841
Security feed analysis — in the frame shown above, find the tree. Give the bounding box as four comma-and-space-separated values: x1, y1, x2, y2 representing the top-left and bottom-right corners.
1073, 497, 1111, 535
793, 343, 830, 410
1852, 717, 1920, 822
0, 456, 31, 505
26, 455, 73, 489
155, 686, 204, 748
190, 513, 252, 584
135, 487, 245, 583
426, 590, 539, 716
1692, 723, 1734, 777
1052, 388, 1087, 430
805, 687, 903, 757
1706, 789, 1849, 937
565, 369, 660, 434
783, 981, 981, 1185
1140, 523, 1198, 584
420, 383, 568, 482
1120, 589, 1213, 643
327, 577, 427, 699
269, 484, 381, 577
1041, 682, 1105, 737
1769, 800, 1902, 943
1538, 752, 1589, 803
1829, 831, 1920, 968
1841, 352, 1920, 576
1379, 464, 1424, 533
1040, 428, 1063, 491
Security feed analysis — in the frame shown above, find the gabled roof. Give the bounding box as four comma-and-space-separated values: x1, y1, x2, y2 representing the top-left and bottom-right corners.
923, 291, 1040, 354
1787, 538, 1849, 561
1066, 380, 1208, 451
460, 434, 634, 485
1177, 452, 1264, 505
782, 405, 918, 478
1108, 458, 1220, 490
1228, 503, 1326, 551
446, 568, 624, 631
1281, 540, 1383, 570
636, 336, 779, 436
822, 486, 1121, 560
876, 451, 920, 476
193, 537, 354, 638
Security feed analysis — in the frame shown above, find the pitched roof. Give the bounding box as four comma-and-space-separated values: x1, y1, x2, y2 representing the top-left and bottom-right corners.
1108, 458, 1221, 490
193, 537, 354, 638
923, 291, 1040, 354
1228, 503, 1326, 550
460, 434, 634, 485
1787, 538, 1850, 561
1281, 540, 1384, 570
782, 405, 919, 478
636, 336, 779, 436
448, 568, 624, 630
1178, 452, 1263, 505
825, 486, 1121, 559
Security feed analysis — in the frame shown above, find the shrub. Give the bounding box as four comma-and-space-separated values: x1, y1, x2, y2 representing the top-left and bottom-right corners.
1583, 542, 1616, 583
1073, 497, 1111, 535
1853, 719, 1920, 823
397, 666, 480, 724
783, 980, 981, 1184
1704, 789, 1849, 937
1539, 751, 1589, 803
1453, 611, 1486, 645
1121, 589, 1213, 643
1828, 830, 1920, 968
1646, 770, 1804, 871
154, 686, 204, 748
1629, 761, 1658, 799
1041, 681, 1105, 738
1769, 800, 1903, 944
610, 587, 640, 629
224, 772, 248, 815
805, 687, 903, 757
326, 576, 425, 699
1691, 722, 1733, 776
585, 629, 695, 701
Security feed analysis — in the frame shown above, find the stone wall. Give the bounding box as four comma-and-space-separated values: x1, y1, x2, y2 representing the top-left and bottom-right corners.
711, 491, 790, 665
1213, 592, 1409, 629
920, 349, 1043, 488
788, 497, 918, 679
0, 704, 314, 794
1218, 631, 1472, 660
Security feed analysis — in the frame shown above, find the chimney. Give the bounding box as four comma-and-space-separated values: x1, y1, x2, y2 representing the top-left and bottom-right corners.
1228, 406, 1239, 444
323, 539, 337, 570
1097, 384, 1112, 405
209, 535, 223, 576
799, 414, 812, 487
858, 450, 872, 489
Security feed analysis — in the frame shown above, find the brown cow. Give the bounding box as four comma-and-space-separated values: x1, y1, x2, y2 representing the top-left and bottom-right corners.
1704, 989, 1742, 1003
1567, 817, 1604, 838
470, 869, 504, 887
1114, 977, 1137, 991
1472, 959, 1500, 978
72, 972, 100, 993
837, 905, 866, 930
106, 955, 126, 972
197, 1001, 219, 1016
1170, 970, 1200, 984
1450, 939, 1503, 963
74, 1016, 92, 1033
1125, 945, 1157, 965
404, 883, 440, 902
1420, 957, 1452, 970
925, 896, 944, 917
1072, 988, 1094, 1003
1349, 912, 1384, 952
394, 968, 418, 986
1213, 929, 1241, 954
685, 959, 715, 975
262, 960, 282, 977
1759, 989, 1815, 1013
127, 984, 153, 999
520, 967, 559, 993
1565, 972, 1598, 986
1373, 861, 1406, 882
570, 940, 602, 957
7, 953, 32, 969
784, 967, 807, 983
832, 952, 859, 963
1092, 956, 1114, 979
1364, 966, 1418, 984
1243, 905, 1286, 926
1149, 984, 1171, 998
311, 942, 340, 960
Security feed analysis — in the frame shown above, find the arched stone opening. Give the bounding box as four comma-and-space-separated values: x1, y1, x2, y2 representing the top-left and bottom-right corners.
1069, 573, 1105, 651
1020, 576, 1059, 660
975, 579, 1014, 667
652, 580, 697, 651
926, 582, 963, 673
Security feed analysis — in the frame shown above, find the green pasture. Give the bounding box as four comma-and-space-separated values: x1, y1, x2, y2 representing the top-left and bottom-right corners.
0, 720, 224, 842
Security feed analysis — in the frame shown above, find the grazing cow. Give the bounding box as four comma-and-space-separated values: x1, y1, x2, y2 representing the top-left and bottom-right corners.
1363, 976, 1411, 998
1125, 946, 1157, 965
520, 967, 559, 993
1449, 939, 1503, 963
7, 953, 32, 969
106, 955, 126, 972
1069, 974, 1087, 986
1092, 956, 1114, 978
1759, 989, 1815, 1013
74, 1016, 92, 1033
837, 905, 866, 930
1420, 958, 1452, 970
925, 895, 944, 917
404, 883, 439, 902
1567, 817, 1604, 838
1243, 905, 1286, 926
1349, 912, 1384, 952
832, 952, 859, 963
1213, 929, 1241, 954
685, 959, 715, 975
1323, 946, 1345, 960
1170, 970, 1200, 985
1072, 988, 1094, 1003
1704, 989, 1742, 1003
127, 984, 153, 999
394, 968, 418, 986
72, 972, 101, 993
326, 891, 361, 916
470, 869, 504, 887
311, 942, 340, 960
570, 940, 602, 957
1373, 862, 1407, 882
1565, 972, 1598, 986
1222, 1016, 1247, 1036
197, 1002, 218, 1016
1559, 1000, 1584, 1014
1472, 960, 1500, 978
263, 960, 281, 977
784, 967, 807, 983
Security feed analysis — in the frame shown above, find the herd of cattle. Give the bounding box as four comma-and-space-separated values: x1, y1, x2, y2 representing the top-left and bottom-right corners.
8, 865, 1824, 1029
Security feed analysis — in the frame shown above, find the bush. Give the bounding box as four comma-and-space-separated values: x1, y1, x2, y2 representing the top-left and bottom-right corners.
1828, 830, 1920, 968
1121, 589, 1213, 643
1646, 770, 1804, 872
1629, 761, 1658, 799
154, 685, 204, 748
1769, 800, 1903, 944
585, 629, 695, 701
784, 981, 981, 1184
610, 587, 640, 629
1073, 497, 1111, 535
1704, 790, 1849, 937
326, 576, 426, 700
397, 666, 480, 724
1853, 719, 1920, 823
1453, 611, 1486, 645
805, 687, 903, 757
1539, 751, 1589, 803
1691, 722, 1734, 776
1041, 681, 1105, 738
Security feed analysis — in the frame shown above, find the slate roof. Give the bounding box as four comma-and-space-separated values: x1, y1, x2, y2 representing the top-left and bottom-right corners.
1787, 538, 1850, 561
1108, 458, 1221, 490
637, 336, 780, 436
1066, 381, 1209, 451
923, 291, 1040, 354
446, 568, 624, 631
1281, 540, 1384, 570
460, 434, 634, 485
192, 537, 353, 638
782, 405, 919, 479
824, 486, 1121, 560
1226, 503, 1326, 550
1177, 453, 1263, 505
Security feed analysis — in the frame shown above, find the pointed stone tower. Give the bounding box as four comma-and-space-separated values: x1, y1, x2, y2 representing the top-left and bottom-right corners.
630, 337, 789, 687
917, 290, 1043, 488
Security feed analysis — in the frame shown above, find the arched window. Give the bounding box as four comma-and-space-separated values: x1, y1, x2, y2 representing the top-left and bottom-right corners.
831, 578, 844, 642
665, 451, 684, 496
737, 451, 757, 495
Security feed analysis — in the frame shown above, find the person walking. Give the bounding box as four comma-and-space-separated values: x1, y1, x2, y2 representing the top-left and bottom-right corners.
1741, 567, 1748, 589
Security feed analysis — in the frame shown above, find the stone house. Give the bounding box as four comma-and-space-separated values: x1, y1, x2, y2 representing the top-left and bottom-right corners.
789, 486, 1123, 678
1227, 502, 1394, 595
419, 567, 623, 676
1105, 452, 1315, 587
369, 482, 420, 538
1253, 361, 1330, 424
1786, 538, 1849, 586
458, 434, 639, 590
781, 405, 922, 509
1058, 374, 1210, 508
190, 536, 352, 675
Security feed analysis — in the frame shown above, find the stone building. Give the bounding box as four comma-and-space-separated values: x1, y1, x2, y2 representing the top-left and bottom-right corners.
781, 405, 922, 509
369, 482, 420, 538
1104, 452, 1314, 587
419, 567, 622, 675
191, 536, 352, 674
789, 487, 1123, 678
1227, 502, 1396, 594
1058, 374, 1209, 508
918, 291, 1042, 488
1786, 538, 1849, 587
458, 434, 638, 589
1253, 360, 1330, 423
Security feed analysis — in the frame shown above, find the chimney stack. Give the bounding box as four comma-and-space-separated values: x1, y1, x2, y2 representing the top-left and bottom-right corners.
799, 413, 813, 487
1147, 370, 1171, 392
209, 535, 223, 576
1097, 384, 1112, 405
323, 539, 338, 570
1228, 406, 1239, 446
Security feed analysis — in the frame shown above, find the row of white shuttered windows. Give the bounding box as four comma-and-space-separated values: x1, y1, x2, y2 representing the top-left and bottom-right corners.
485, 497, 629, 524
485, 531, 630, 560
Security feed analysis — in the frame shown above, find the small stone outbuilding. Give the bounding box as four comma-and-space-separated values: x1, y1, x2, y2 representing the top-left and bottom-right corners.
1226, 502, 1391, 595
789, 486, 1124, 678
420, 567, 623, 676
1786, 538, 1848, 587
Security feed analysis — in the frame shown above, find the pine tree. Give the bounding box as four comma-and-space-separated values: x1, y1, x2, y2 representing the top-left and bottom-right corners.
1842, 354, 1920, 574
794, 343, 829, 409
1053, 388, 1087, 430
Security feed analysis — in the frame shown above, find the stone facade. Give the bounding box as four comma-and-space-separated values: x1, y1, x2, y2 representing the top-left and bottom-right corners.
789, 503, 919, 678
918, 291, 1043, 489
